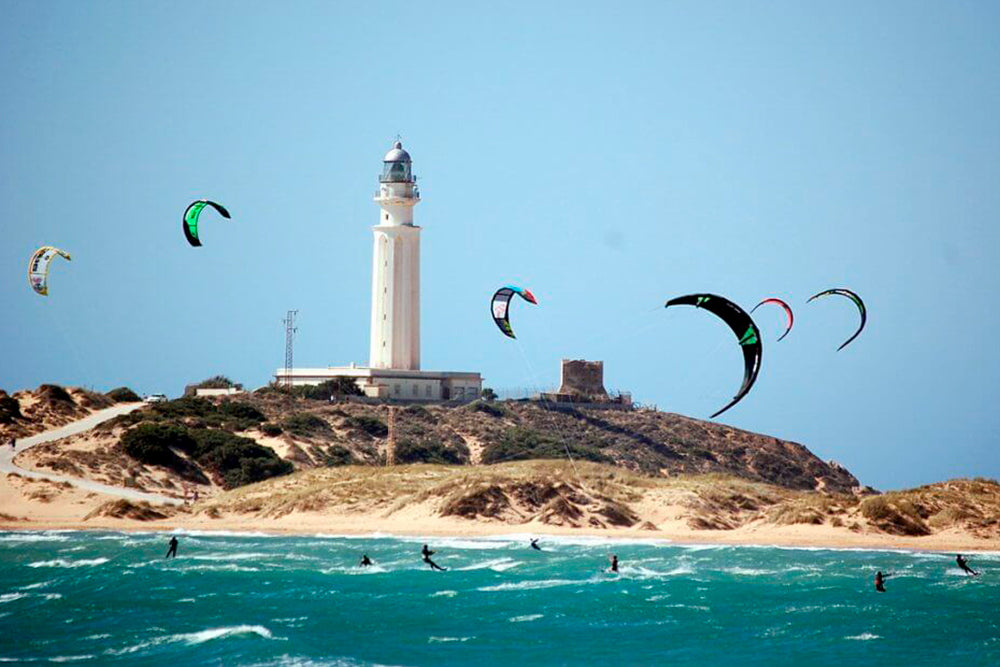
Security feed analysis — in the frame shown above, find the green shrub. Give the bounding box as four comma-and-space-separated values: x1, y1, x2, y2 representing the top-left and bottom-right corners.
218, 401, 266, 430
194, 375, 239, 389
322, 445, 356, 466
482, 427, 611, 465
395, 439, 466, 465
344, 415, 388, 437
120, 423, 197, 468
0, 395, 22, 424
260, 422, 283, 437
282, 413, 331, 437
106, 387, 141, 403
150, 397, 217, 421
39, 384, 73, 403
188, 428, 292, 489
481, 387, 498, 401
403, 404, 433, 420
468, 400, 506, 418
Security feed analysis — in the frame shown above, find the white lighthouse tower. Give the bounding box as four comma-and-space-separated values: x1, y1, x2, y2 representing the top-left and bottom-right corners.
369, 141, 421, 370
273, 140, 481, 401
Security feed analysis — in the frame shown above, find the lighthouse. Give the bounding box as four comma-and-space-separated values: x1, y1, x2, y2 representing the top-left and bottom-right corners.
369, 141, 421, 370
272, 140, 482, 402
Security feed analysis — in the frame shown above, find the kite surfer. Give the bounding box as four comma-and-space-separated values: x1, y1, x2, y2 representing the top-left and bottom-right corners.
956, 554, 979, 576
608, 554, 619, 574
530, 538, 541, 551
422, 544, 446, 571
165, 536, 178, 559
874, 571, 888, 592
359, 554, 373, 568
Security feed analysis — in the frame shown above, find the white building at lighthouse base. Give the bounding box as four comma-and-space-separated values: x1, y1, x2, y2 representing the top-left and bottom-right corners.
274, 364, 482, 402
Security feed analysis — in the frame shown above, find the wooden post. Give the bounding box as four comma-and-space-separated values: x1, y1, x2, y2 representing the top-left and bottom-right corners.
386, 406, 397, 466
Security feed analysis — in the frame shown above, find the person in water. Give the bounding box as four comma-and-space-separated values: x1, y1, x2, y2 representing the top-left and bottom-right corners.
421, 544, 446, 571
608, 554, 619, 573
956, 554, 979, 576
165, 536, 178, 559
874, 571, 888, 592
359, 554, 373, 567
530, 538, 541, 551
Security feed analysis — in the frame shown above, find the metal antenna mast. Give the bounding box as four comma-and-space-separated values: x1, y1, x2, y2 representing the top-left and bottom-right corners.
282, 310, 298, 387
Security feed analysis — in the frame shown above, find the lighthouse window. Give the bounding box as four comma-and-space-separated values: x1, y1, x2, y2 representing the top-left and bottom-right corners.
425, 385, 432, 397
393, 384, 400, 395
412, 384, 418, 397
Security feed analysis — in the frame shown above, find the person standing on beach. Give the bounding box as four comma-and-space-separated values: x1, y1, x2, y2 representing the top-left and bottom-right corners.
956, 554, 979, 576
874, 571, 888, 592
165, 536, 178, 559
421, 544, 446, 571
608, 554, 619, 573
8, 436, 14, 450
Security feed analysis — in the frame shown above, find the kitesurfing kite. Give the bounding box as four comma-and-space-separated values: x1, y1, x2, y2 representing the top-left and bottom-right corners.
750, 298, 794, 342
27, 246, 71, 296
807, 288, 867, 351
491, 286, 537, 339
664, 293, 763, 419
182, 200, 231, 247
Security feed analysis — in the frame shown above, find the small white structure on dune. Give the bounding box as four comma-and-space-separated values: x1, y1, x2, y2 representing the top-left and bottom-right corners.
274, 142, 482, 401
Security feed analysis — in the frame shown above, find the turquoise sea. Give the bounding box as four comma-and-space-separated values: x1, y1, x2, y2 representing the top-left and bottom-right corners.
0, 530, 996, 666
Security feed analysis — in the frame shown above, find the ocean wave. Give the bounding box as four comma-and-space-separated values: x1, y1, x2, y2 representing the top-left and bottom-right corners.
28, 558, 109, 569
48, 655, 94, 662
189, 552, 273, 562
0, 593, 27, 604
176, 564, 260, 573
478, 576, 602, 592
845, 633, 881, 641
721, 567, 778, 577
508, 614, 544, 623
430, 590, 457, 597
18, 581, 52, 590
321, 565, 389, 575
0, 532, 71, 543
110, 625, 279, 655
428, 636, 473, 643
456, 558, 521, 572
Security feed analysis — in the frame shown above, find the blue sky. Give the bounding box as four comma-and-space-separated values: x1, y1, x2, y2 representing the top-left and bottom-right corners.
2, 1, 998, 489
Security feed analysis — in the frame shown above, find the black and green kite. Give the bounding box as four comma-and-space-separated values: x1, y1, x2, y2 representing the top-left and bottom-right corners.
183, 200, 231, 247
665, 293, 763, 419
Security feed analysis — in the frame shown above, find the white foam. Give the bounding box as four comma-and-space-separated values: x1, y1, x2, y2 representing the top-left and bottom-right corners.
28, 558, 108, 569
479, 577, 600, 592
508, 614, 544, 623
0, 532, 70, 543
110, 625, 278, 655
321, 565, 389, 575
428, 636, 473, 643
190, 552, 271, 562
845, 633, 881, 641
176, 564, 260, 573
430, 590, 457, 597
721, 567, 777, 577
0, 593, 27, 604
18, 581, 52, 590
456, 557, 521, 572
49, 656, 94, 662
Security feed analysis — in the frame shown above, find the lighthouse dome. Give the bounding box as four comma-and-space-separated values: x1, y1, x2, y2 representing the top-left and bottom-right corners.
383, 141, 411, 163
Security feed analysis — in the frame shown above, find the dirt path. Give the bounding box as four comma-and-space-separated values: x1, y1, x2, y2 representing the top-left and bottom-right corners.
1, 403, 182, 506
